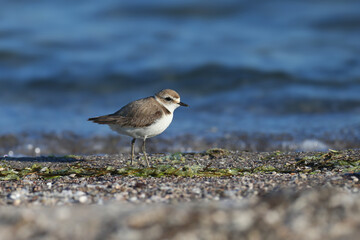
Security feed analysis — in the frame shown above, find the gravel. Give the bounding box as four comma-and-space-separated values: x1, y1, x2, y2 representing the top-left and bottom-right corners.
0, 150, 359, 239
0, 188, 359, 240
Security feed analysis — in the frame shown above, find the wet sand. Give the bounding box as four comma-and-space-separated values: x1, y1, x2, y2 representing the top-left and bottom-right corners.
1, 132, 359, 157
0, 150, 359, 239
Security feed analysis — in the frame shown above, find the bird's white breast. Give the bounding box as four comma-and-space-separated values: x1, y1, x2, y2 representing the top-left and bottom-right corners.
145, 113, 173, 137
110, 113, 173, 139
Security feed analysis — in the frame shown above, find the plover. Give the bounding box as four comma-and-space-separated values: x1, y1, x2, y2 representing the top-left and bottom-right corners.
88, 89, 188, 167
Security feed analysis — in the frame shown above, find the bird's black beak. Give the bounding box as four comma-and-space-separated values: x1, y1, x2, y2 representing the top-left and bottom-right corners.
179, 102, 188, 107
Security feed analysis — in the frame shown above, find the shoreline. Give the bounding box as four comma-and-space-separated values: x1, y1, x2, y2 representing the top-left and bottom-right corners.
1, 131, 360, 157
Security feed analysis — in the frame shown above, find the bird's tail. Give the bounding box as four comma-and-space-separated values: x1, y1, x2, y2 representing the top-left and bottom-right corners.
88, 115, 119, 124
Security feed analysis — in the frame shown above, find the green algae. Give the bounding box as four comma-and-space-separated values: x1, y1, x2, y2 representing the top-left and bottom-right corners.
1, 149, 359, 180
0, 168, 20, 180
205, 148, 230, 158
295, 150, 360, 173
155, 153, 186, 164
260, 151, 283, 161
0, 163, 247, 180
0, 163, 291, 180
63, 154, 80, 159
253, 165, 277, 173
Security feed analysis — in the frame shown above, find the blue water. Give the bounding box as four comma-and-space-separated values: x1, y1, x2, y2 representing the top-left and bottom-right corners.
1, 0, 360, 145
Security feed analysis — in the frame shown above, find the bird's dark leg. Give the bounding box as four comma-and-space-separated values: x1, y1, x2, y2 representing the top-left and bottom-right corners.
142, 138, 150, 167
131, 138, 136, 165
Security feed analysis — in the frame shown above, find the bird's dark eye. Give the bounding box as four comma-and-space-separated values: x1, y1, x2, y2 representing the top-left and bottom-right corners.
165, 97, 172, 101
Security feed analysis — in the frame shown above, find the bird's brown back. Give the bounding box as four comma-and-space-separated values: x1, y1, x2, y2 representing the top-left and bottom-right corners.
88, 96, 170, 128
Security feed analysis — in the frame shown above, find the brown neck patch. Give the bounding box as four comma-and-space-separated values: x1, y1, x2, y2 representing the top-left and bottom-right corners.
154, 96, 171, 115
160, 103, 171, 115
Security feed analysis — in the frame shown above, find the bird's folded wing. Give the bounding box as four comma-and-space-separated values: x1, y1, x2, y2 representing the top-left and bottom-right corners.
88, 97, 163, 128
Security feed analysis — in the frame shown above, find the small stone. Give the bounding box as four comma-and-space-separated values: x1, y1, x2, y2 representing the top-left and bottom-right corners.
79, 195, 88, 203
129, 196, 138, 202
192, 188, 201, 194
299, 174, 307, 179
351, 176, 359, 182
13, 199, 21, 206
331, 176, 342, 181
9, 192, 21, 200
24, 173, 38, 180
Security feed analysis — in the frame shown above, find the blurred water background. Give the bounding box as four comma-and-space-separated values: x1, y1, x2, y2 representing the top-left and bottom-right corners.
1, 0, 360, 155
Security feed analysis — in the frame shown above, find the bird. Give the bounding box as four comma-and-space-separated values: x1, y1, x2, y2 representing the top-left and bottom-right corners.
88, 89, 188, 167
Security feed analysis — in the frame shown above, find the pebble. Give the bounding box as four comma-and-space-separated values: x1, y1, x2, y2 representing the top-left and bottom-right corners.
299, 173, 307, 179
350, 176, 359, 182
0, 171, 341, 206
0, 151, 359, 240
9, 193, 359, 240
78, 195, 88, 204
